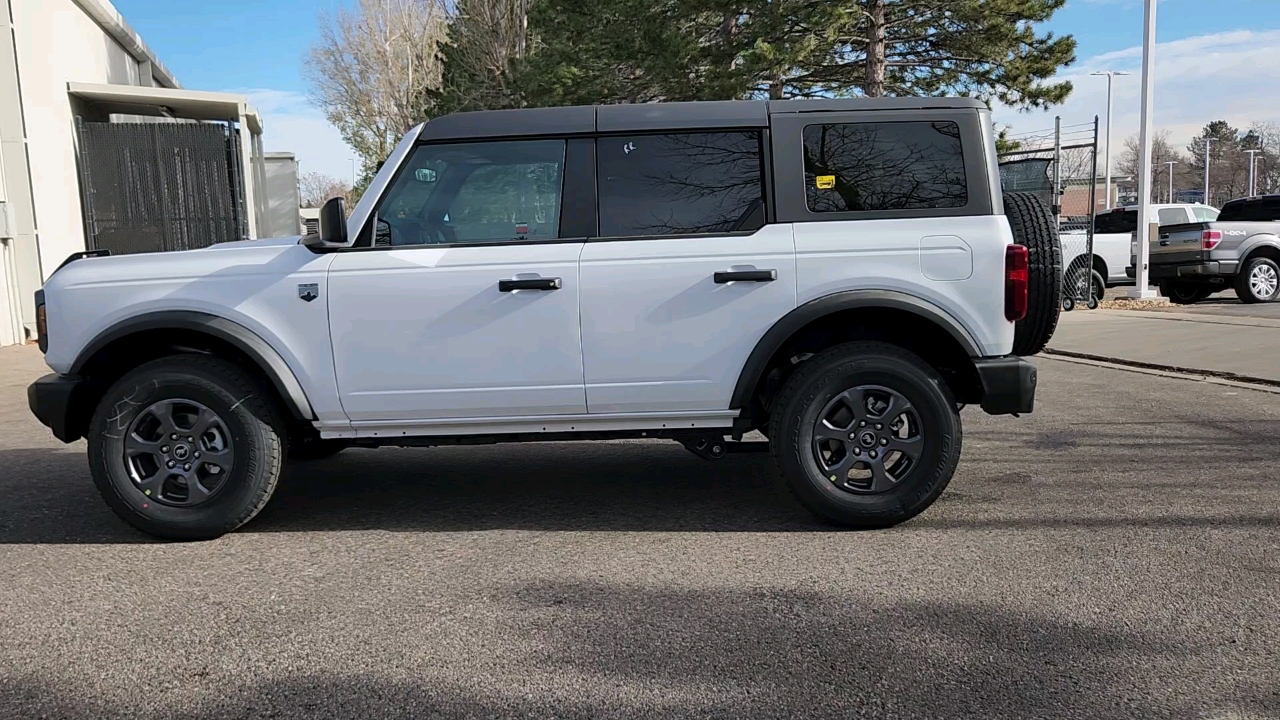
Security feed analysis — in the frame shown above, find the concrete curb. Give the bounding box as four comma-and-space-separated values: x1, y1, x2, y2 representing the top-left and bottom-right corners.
1078, 307, 1280, 330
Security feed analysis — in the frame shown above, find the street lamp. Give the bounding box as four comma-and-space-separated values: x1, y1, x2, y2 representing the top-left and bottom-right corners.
1203, 138, 1213, 206
1246, 149, 1261, 196
1165, 161, 1177, 203
1125, 0, 1159, 299
1091, 70, 1131, 210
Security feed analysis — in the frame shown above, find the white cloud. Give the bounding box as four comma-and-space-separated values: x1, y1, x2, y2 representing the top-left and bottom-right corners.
229, 88, 359, 184
993, 29, 1280, 159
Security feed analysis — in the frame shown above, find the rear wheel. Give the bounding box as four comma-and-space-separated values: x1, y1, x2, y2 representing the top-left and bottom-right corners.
1004, 192, 1062, 355
87, 355, 287, 540
769, 341, 961, 529
1234, 257, 1280, 304
1160, 281, 1212, 305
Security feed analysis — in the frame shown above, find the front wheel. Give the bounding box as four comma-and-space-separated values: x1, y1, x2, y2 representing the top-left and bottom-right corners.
87, 355, 287, 540
1235, 257, 1280, 304
769, 342, 961, 529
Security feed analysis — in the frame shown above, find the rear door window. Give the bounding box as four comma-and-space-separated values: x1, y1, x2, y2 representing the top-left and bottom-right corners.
1192, 206, 1220, 222
1158, 208, 1189, 226
802, 121, 968, 212
595, 132, 766, 237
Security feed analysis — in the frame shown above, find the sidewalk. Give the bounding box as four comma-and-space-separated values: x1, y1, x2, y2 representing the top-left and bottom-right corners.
1047, 308, 1280, 383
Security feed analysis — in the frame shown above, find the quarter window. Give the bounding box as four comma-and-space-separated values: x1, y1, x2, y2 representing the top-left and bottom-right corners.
1192, 206, 1220, 222
803, 122, 968, 213
596, 132, 766, 237
370, 139, 565, 247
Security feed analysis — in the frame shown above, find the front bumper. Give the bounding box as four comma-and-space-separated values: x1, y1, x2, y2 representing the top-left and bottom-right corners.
974, 356, 1036, 415
28, 373, 85, 443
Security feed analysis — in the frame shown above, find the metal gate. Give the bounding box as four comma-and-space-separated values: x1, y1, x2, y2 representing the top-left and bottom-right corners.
75, 120, 248, 255
998, 117, 1101, 310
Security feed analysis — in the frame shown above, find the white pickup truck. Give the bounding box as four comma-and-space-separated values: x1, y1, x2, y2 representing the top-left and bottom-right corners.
1064, 203, 1218, 303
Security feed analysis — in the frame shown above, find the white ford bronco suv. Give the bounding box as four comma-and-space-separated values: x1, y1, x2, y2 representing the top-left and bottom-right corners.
28, 98, 1060, 540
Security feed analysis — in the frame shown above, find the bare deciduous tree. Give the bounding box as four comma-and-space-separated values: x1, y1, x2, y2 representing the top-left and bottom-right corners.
299, 172, 352, 208
1117, 131, 1187, 203
306, 0, 448, 178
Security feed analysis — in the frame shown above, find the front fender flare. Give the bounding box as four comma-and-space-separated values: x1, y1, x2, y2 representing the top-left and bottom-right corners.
70, 311, 316, 421
729, 290, 982, 410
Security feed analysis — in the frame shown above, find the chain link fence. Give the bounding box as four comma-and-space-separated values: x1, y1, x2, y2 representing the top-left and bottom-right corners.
998, 118, 1101, 309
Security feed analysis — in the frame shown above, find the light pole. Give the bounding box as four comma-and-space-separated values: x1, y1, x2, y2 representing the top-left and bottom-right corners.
1246, 149, 1261, 196
1203, 138, 1213, 206
1165, 161, 1177, 203
1091, 70, 1130, 209
1126, 0, 1159, 299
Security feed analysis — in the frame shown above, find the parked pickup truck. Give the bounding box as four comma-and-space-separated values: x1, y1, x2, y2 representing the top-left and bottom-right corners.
1129, 195, 1280, 304
1064, 203, 1217, 304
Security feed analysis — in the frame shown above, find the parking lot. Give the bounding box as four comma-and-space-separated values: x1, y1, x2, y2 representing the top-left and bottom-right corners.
1, 342, 1278, 719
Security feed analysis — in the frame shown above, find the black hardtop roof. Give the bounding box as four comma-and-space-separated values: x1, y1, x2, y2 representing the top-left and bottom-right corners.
418, 97, 987, 141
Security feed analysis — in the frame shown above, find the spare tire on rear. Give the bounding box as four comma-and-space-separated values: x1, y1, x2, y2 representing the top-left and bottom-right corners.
1003, 192, 1062, 356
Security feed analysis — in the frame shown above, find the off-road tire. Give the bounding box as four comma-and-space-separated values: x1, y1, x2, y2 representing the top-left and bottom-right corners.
1234, 257, 1280, 304
769, 341, 961, 529
1160, 280, 1212, 305
1004, 192, 1062, 356
87, 355, 287, 541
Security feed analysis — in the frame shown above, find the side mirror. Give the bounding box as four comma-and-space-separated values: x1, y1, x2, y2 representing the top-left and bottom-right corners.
302, 196, 348, 251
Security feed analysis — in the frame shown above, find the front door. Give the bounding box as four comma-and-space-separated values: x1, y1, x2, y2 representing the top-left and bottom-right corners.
578, 130, 797, 414
328, 138, 587, 424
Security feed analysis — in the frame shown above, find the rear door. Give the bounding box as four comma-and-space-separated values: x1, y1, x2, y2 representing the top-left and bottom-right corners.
578, 130, 797, 413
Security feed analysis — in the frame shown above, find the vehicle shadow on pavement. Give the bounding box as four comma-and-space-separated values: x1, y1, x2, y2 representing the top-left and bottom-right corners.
1, 583, 1274, 719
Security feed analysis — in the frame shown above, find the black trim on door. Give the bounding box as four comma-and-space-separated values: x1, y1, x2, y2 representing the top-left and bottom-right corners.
561, 138, 598, 238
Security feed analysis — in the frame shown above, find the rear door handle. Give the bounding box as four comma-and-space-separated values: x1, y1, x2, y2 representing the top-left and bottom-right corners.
714, 269, 777, 283
498, 277, 561, 292
1158, 240, 1170, 246
1159, 233, 1170, 239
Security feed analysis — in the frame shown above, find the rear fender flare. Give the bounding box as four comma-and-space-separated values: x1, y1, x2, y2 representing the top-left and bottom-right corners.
729, 290, 981, 410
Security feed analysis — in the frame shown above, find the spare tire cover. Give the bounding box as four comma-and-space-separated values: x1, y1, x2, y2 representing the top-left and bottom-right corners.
1003, 192, 1062, 356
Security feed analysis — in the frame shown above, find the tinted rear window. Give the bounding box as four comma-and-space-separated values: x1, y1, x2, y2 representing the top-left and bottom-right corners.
802, 121, 968, 212
1219, 197, 1280, 222
1095, 209, 1137, 234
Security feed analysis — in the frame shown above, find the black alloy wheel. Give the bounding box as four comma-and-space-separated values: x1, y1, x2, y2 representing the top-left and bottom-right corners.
123, 398, 235, 506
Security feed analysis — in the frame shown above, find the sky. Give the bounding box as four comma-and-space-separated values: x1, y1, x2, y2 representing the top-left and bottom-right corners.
110, 0, 1280, 181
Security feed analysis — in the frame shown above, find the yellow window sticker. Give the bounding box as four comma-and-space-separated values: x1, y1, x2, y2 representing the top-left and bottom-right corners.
815, 175, 836, 190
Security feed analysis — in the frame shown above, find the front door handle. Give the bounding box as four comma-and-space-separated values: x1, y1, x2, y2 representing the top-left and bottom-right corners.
1159, 233, 1170, 239
714, 269, 777, 284
498, 277, 561, 292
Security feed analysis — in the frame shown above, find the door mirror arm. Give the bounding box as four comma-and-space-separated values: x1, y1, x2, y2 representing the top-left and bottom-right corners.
301, 197, 349, 252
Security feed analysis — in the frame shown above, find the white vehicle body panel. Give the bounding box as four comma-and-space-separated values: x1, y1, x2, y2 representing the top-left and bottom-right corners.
792, 215, 1014, 357
327, 243, 587, 423
578, 225, 797, 413
40, 239, 345, 424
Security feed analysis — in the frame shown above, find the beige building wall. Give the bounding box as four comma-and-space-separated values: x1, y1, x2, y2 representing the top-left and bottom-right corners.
0, 0, 175, 344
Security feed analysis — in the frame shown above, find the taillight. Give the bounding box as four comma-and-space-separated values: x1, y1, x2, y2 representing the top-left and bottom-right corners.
34, 289, 47, 353
1005, 245, 1029, 322
1201, 230, 1222, 250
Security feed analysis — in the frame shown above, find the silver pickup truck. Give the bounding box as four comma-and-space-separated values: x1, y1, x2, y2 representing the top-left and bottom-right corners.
1131, 195, 1280, 304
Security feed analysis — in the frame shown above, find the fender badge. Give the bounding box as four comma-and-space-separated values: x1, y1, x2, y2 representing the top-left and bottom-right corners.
298, 283, 319, 302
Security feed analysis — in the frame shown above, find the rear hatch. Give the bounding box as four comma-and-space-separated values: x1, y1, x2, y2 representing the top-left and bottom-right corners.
1151, 222, 1210, 265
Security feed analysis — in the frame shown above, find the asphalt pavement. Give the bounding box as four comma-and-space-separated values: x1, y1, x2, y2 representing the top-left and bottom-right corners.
1, 344, 1278, 719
